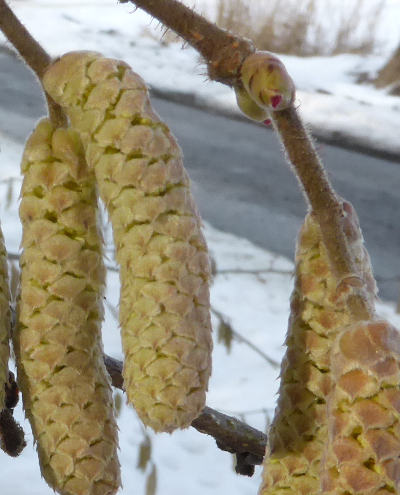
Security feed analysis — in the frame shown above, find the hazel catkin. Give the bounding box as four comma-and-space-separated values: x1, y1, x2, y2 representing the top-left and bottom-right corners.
321, 319, 400, 494
43, 51, 213, 433
15, 118, 120, 495
259, 203, 377, 495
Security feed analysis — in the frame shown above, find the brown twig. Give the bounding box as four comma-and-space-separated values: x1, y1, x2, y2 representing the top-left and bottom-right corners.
211, 307, 280, 368
0, 0, 67, 126
271, 108, 373, 320
120, 0, 254, 85
104, 354, 267, 473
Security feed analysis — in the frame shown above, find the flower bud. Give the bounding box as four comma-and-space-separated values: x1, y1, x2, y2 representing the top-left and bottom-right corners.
240, 51, 295, 112
234, 85, 270, 122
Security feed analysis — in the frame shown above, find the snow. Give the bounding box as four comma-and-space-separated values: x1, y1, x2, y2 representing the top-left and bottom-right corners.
0, 1, 400, 494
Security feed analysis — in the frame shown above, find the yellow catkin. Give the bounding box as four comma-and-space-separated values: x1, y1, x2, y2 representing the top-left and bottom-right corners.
321, 319, 400, 495
0, 226, 11, 411
15, 119, 120, 495
259, 203, 376, 495
43, 51, 212, 433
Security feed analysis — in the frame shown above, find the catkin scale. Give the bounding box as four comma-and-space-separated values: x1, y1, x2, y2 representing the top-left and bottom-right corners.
0, 226, 11, 412
43, 51, 212, 433
320, 319, 400, 494
15, 119, 120, 495
259, 204, 376, 495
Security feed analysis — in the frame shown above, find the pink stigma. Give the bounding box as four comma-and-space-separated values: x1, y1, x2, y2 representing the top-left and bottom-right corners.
263, 119, 272, 126
271, 95, 282, 109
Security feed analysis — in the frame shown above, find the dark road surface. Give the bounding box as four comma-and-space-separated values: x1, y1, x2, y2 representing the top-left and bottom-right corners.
1, 48, 399, 301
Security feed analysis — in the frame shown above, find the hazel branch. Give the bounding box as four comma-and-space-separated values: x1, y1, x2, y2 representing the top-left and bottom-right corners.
104, 354, 267, 473
271, 108, 373, 320
120, 0, 254, 85
0, 0, 67, 127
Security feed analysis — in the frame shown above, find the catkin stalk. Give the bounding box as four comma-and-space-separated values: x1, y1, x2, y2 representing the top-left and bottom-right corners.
321, 319, 400, 494
43, 51, 212, 433
0, 226, 11, 412
259, 203, 376, 495
15, 119, 120, 495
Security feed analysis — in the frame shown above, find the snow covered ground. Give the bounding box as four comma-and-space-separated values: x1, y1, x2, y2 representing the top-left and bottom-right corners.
1, 1, 400, 494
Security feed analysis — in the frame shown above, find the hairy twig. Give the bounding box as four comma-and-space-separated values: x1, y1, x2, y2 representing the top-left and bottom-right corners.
271, 108, 373, 320
104, 355, 267, 474
0, 0, 66, 126
120, 0, 254, 85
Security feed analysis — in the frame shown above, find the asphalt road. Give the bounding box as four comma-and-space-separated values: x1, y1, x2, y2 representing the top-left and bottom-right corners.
1, 48, 400, 301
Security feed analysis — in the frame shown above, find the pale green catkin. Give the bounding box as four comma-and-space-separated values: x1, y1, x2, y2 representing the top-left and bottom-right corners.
259, 204, 376, 495
43, 51, 212, 433
0, 225, 11, 412
15, 119, 120, 495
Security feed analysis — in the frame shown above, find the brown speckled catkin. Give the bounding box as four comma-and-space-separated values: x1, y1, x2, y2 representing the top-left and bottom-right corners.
15, 118, 120, 495
259, 203, 376, 495
321, 319, 400, 494
43, 51, 212, 433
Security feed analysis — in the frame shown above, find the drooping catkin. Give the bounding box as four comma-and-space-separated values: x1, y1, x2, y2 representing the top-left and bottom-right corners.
321, 319, 400, 494
43, 51, 212, 433
259, 203, 377, 495
15, 119, 120, 495
0, 226, 11, 412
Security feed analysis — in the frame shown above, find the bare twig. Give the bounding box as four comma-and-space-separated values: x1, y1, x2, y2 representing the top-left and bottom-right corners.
0, 0, 67, 126
211, 307, 280, 368
104, 354, 267, 473
0, 0, 50, 78
271, 108, 373, 320
120, 0, 254, 85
